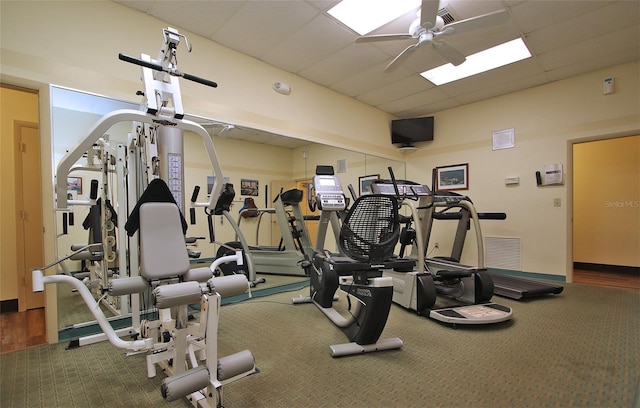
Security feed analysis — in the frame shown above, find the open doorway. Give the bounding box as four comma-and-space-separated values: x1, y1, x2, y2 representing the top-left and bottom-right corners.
0, 85, 46, 352
572, 135, 640, 289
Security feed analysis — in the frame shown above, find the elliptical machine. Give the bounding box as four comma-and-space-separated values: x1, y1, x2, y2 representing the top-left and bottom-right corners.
293, 166, 410, 357
371, 168, 513, 326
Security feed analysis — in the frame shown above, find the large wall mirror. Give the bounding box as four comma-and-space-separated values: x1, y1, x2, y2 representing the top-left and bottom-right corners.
50, 85, 406, 335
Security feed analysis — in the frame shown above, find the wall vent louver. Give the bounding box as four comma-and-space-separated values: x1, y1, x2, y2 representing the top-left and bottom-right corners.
485, 236, 521, 270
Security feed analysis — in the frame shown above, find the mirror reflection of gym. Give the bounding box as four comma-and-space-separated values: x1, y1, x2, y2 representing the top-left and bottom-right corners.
50, 85, 406, 334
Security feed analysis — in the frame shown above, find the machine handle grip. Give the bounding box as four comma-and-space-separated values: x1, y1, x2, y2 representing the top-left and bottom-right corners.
183, 73, 218, 88
347, 184, 358, 201
387, 166, 401, 198
118, 53, 163, 71
207, 214, 215, 243
62, 213, 68, 235
431, 168, 437, 194
90, 179, 99, 200
190, 186, 200, 203
189, 186, 200, 225
119, 54, 217, 88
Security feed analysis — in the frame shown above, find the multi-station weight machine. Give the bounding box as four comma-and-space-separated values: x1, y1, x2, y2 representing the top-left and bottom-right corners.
34, 28, 258, 407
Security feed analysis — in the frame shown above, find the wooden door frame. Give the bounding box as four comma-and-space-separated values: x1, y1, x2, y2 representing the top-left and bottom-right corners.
14, 120, 45, 311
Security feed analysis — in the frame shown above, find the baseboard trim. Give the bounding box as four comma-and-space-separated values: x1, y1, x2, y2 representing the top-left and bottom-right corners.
573, 262, 639, 275
0, 299, 19, 314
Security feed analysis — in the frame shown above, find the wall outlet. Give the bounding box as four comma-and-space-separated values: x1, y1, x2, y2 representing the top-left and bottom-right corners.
554, 198, 561, 207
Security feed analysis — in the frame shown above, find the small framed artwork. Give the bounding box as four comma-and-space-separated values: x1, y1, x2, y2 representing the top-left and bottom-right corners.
436, 164, 469, 191
67, 177, 82, 194
207, 176, 231, 195
240, 179, 259, 196
359, 174, 379, 196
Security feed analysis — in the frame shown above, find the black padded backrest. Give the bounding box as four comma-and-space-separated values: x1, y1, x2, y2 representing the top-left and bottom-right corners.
214, 183, 235, 215
279, 188, 303, 205
339, 194, 400, 263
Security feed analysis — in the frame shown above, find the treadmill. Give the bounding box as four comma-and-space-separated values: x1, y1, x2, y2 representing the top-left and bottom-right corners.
429, 196, 564, 300
489, 273, 564, 300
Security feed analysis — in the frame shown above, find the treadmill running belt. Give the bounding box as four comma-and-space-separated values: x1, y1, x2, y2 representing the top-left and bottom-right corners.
490, 273, 564, 300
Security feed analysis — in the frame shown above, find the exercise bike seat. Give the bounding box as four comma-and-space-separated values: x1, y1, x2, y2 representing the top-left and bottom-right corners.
313, 252, 375, 275
279, 188, 303, 205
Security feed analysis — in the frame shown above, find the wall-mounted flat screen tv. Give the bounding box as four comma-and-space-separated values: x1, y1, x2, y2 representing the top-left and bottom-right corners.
391, 116, 434, 145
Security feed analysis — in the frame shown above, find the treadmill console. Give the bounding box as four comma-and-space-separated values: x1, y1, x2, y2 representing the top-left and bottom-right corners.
371, 180, 431, 197
432, 191, 470, 205
369, 179, 470, 206
313, 175, 346, 211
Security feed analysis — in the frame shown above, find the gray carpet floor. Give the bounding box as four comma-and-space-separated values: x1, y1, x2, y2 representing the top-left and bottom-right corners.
2, 281, 638, 407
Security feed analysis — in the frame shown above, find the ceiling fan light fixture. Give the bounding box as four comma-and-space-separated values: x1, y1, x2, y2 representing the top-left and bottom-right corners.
420, 38, 531, 85
328, 0, 420, 35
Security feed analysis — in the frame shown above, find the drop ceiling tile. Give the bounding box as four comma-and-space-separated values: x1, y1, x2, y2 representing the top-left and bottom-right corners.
454, 72, 549, 106
298, 43, 389, 85
509, 0, 611, 34
525, 1, 640, 54
144, 1, 245, 39
260, 13, 355, 73
397, 98, 460, 118
545, 47, 640, 82
212, 1, 319, 58
376, 87, 449, 114
538, 25, 640, 71
330, 62, 415, 97
357, 75, 435, 106
113, 0, 155, 13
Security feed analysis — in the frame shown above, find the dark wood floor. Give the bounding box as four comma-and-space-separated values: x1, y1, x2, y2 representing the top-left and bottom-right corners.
573, 269, 640, 289
0, 307, 47, 354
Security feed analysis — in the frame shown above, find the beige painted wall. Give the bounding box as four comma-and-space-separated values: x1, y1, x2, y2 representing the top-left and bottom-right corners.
573, 136, 639, 267
0, 1, 398, 160
0, 86, 39, 302
403, 62, 639, 276
0, 0, 638, 324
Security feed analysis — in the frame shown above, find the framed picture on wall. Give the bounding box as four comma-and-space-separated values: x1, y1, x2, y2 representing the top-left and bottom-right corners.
436, 164, 469, 191
67, 177, 82, 194
240, 179, 259, 196
359, 174, 379, 196
207, 175, 230, 196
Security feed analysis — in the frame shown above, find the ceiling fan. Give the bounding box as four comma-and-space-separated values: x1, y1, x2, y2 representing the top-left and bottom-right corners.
355, 0, 510, 73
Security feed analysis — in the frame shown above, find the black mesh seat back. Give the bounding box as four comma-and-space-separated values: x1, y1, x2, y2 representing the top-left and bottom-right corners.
339, 194, 400, 263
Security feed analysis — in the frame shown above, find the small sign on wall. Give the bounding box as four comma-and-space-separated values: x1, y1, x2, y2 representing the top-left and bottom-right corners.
492, 128, 515, 151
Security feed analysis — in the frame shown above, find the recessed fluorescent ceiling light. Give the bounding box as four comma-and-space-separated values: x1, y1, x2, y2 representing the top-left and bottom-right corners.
328, 0, 420, 35
421, 38, 532, 85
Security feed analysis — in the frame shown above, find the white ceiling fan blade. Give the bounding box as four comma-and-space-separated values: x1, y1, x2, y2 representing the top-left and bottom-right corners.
384, 43, 420, 73
355, 34, 414, 43
432, 41, 466, 66
420, 0, 440, 29
444, 9, 510, 35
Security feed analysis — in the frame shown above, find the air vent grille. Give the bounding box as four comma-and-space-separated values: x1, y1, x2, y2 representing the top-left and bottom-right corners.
485, 236, 521, 270
438, 7, 456, 25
